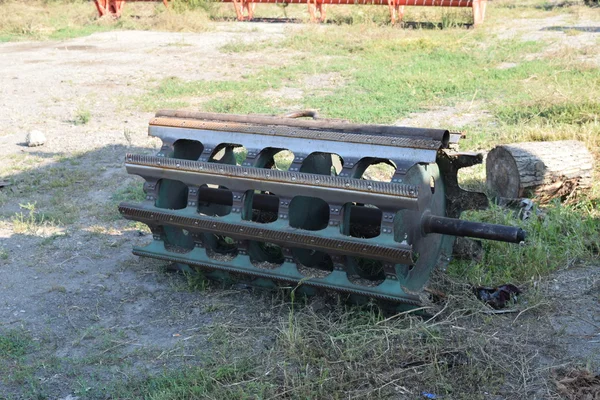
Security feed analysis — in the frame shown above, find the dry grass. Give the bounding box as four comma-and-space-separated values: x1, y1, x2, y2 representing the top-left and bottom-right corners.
0, 0, 212, 42
104, 285, 555, 399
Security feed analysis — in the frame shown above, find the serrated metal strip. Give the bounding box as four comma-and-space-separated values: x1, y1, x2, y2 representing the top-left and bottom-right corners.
132, 248, 421, 306
119, 204, 413, 264
149, 117, 441, 150
126, 154, 419, 199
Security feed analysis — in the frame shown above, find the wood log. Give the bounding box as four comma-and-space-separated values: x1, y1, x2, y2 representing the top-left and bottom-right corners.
486, 140, 594, 202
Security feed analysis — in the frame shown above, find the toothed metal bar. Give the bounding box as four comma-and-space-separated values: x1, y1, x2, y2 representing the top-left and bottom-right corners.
132, 244, 421, 305
119, 204, 414, 264
125, 154, 420, 210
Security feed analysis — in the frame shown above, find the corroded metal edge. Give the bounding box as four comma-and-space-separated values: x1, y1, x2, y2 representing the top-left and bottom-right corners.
149, 117, 442, 150
132, 248, 422, 306
119, 204, 414, 264
126, 154, 420, 199
154, 110, 451, 143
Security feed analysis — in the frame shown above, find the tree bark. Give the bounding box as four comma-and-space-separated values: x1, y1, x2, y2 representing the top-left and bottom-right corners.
486, 141, 594, 202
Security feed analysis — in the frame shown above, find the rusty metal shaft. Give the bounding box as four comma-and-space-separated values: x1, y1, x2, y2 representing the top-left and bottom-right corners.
199, 187, 526, 243
422, 215, 526, 243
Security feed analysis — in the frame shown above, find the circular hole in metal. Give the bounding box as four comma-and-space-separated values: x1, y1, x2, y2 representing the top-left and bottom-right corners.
254, 148, 295, 171
170, 139, 204, 161
242, 190, 279, 224
293, 249, 333, 278
289, 196, 329, 231
209, 143, 247, 165
347, 257, 385, 287
203, 234, 238, 261
155, 179, 188, 210
249, 241, 284, 269
163, 226, 194, 254
353, 158, 397, 182
342, 203, 382, 239
301, 152, 344, 176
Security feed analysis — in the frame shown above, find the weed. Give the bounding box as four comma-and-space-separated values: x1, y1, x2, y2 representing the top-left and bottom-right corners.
184, 270, 209, 291
203, 303, 221, 312
0, 329, 34, 360
11, 203, 53, 234
220, 39, 272, 53
0, 190, 8, 207
45, 193, 80, 224
123, 127, 134, 146
171, 0, 215, 13
73, 106, 91, 125
112, 183, 147, 203
49, 285, 67, 293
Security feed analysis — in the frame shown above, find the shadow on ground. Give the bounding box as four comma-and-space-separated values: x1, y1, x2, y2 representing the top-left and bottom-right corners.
541, 26, 600, 32
0, 144, 279, 399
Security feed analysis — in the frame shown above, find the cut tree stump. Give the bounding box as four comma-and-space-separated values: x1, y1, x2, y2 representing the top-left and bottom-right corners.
486, 140, 594, 202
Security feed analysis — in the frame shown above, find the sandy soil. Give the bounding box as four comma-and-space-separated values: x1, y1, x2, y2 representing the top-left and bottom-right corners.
0, 19, 598, 399
0, 23, 301, 398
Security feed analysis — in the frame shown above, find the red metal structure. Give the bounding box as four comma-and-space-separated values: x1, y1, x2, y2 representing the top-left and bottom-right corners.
94, 0, 168, 18
94, 0, 486, 25
226, 0, 486, 24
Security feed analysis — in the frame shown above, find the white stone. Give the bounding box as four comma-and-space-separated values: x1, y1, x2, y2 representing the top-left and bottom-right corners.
26, 130, 46, 147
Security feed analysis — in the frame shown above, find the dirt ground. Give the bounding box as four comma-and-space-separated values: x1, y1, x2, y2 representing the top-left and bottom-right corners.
0, 18, 598, 399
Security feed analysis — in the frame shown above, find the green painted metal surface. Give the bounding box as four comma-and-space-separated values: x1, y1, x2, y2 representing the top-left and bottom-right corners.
119, 110, 524, 310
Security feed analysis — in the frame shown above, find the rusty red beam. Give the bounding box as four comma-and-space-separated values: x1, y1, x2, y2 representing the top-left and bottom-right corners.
226, 0, 485, 24
94, 0, 168, 18
224, 0, 473, 6
94, 0, 486, 25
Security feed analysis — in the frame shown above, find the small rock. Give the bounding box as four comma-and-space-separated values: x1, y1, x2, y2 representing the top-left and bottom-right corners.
496, 62, 518, 70
59, 395, 80, 400
26, 130, 46, 147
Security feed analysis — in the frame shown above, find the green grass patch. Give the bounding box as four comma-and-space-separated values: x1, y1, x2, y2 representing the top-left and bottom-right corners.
0, 330, 34, 359
448, 202, 600, 284
49, 24, 113, 41
495, 101, 600, 126
11, 202, 55, 234
100, 304, 534, 399
73, 106, 91, 126
112, 184, 147, 203
118, 358, 271, 399
138, 27, 596, 125
0, 248, 8, 261
0, 329, 42, 392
